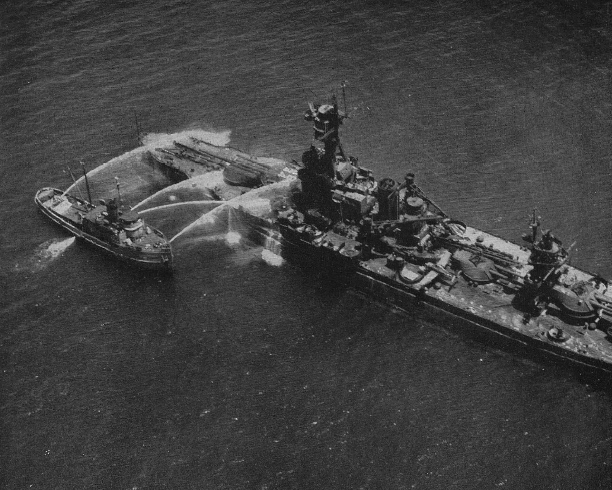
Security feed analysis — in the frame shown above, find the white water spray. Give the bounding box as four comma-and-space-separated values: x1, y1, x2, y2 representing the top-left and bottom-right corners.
170, 202, 230, 242
131, 171, 225, 211
170, 179, 292, 243
140, 128, 231, 149
225, 231, 241, 245
64, 147, 146, 195
137, 200, 225, 214
65, 128, 230, 196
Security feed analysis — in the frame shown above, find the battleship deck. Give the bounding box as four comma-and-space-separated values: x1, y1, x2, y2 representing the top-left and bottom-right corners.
244, 210, 612, 375
356, 263, 612, 372
147, 137, 297, 186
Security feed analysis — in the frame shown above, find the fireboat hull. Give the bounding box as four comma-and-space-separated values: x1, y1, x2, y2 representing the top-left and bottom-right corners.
35, 188, 173, 271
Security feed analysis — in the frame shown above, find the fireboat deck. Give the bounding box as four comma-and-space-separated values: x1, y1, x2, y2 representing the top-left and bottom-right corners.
35, 187, 173, 270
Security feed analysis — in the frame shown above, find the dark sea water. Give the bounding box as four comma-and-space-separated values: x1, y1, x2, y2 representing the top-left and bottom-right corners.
2, 0, 612, 488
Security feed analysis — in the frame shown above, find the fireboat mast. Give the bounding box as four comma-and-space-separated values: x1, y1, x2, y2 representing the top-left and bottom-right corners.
80, 161, 93, 204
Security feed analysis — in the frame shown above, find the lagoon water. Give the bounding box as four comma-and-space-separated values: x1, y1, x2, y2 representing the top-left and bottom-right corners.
2, 0, 612, 488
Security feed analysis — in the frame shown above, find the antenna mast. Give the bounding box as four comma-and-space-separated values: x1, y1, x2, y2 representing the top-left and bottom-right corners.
529, 208, 541, 243
65, 166, 85, 200
115, 177, 122, 205
80, 161, 93, 203
332, 92, 347, 161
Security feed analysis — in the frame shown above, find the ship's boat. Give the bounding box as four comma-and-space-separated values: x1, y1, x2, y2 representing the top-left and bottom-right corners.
147, 137, 298, 189
35, 187, 173, 271
247, 92, 612, 375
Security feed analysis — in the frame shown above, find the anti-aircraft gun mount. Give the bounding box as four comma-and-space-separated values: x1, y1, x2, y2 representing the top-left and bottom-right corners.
516, 210, 612, 329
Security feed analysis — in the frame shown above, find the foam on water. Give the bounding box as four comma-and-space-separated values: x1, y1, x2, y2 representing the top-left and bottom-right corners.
16, 237, 76, 272
261, 249, 284, 266
229, 246, 271, 267
39, 237, 75, 259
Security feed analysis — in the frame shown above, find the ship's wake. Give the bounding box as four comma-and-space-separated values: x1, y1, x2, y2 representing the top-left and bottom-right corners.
17, 237, 76, 272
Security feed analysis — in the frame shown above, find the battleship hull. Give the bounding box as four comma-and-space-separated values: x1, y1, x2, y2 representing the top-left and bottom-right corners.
147, 137, 297, 187
224, 93, 612, 379
35, 188, 173, 271
146, 150, 190, 183
272, 221, 612, 376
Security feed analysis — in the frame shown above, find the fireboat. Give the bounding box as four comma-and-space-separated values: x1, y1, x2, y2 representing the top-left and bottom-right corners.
35, 165, 173, 271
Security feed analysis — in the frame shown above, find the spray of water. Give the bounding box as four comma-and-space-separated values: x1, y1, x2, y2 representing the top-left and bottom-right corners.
137, 200, 225, 215
131, 171, 225, 211
225, 231, 241, 245
64, 147, 146, 195
170, 179, 293, 242
65, 129, 231, 196
170, 202, 229, 242
140, 129, 231, 149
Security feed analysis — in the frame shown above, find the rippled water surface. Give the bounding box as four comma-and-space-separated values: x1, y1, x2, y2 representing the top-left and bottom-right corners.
2, 0, 612, 488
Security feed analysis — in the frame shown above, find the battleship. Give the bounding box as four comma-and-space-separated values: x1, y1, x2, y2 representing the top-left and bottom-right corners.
235, 93, 612, 375
35, 166, 173, 271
